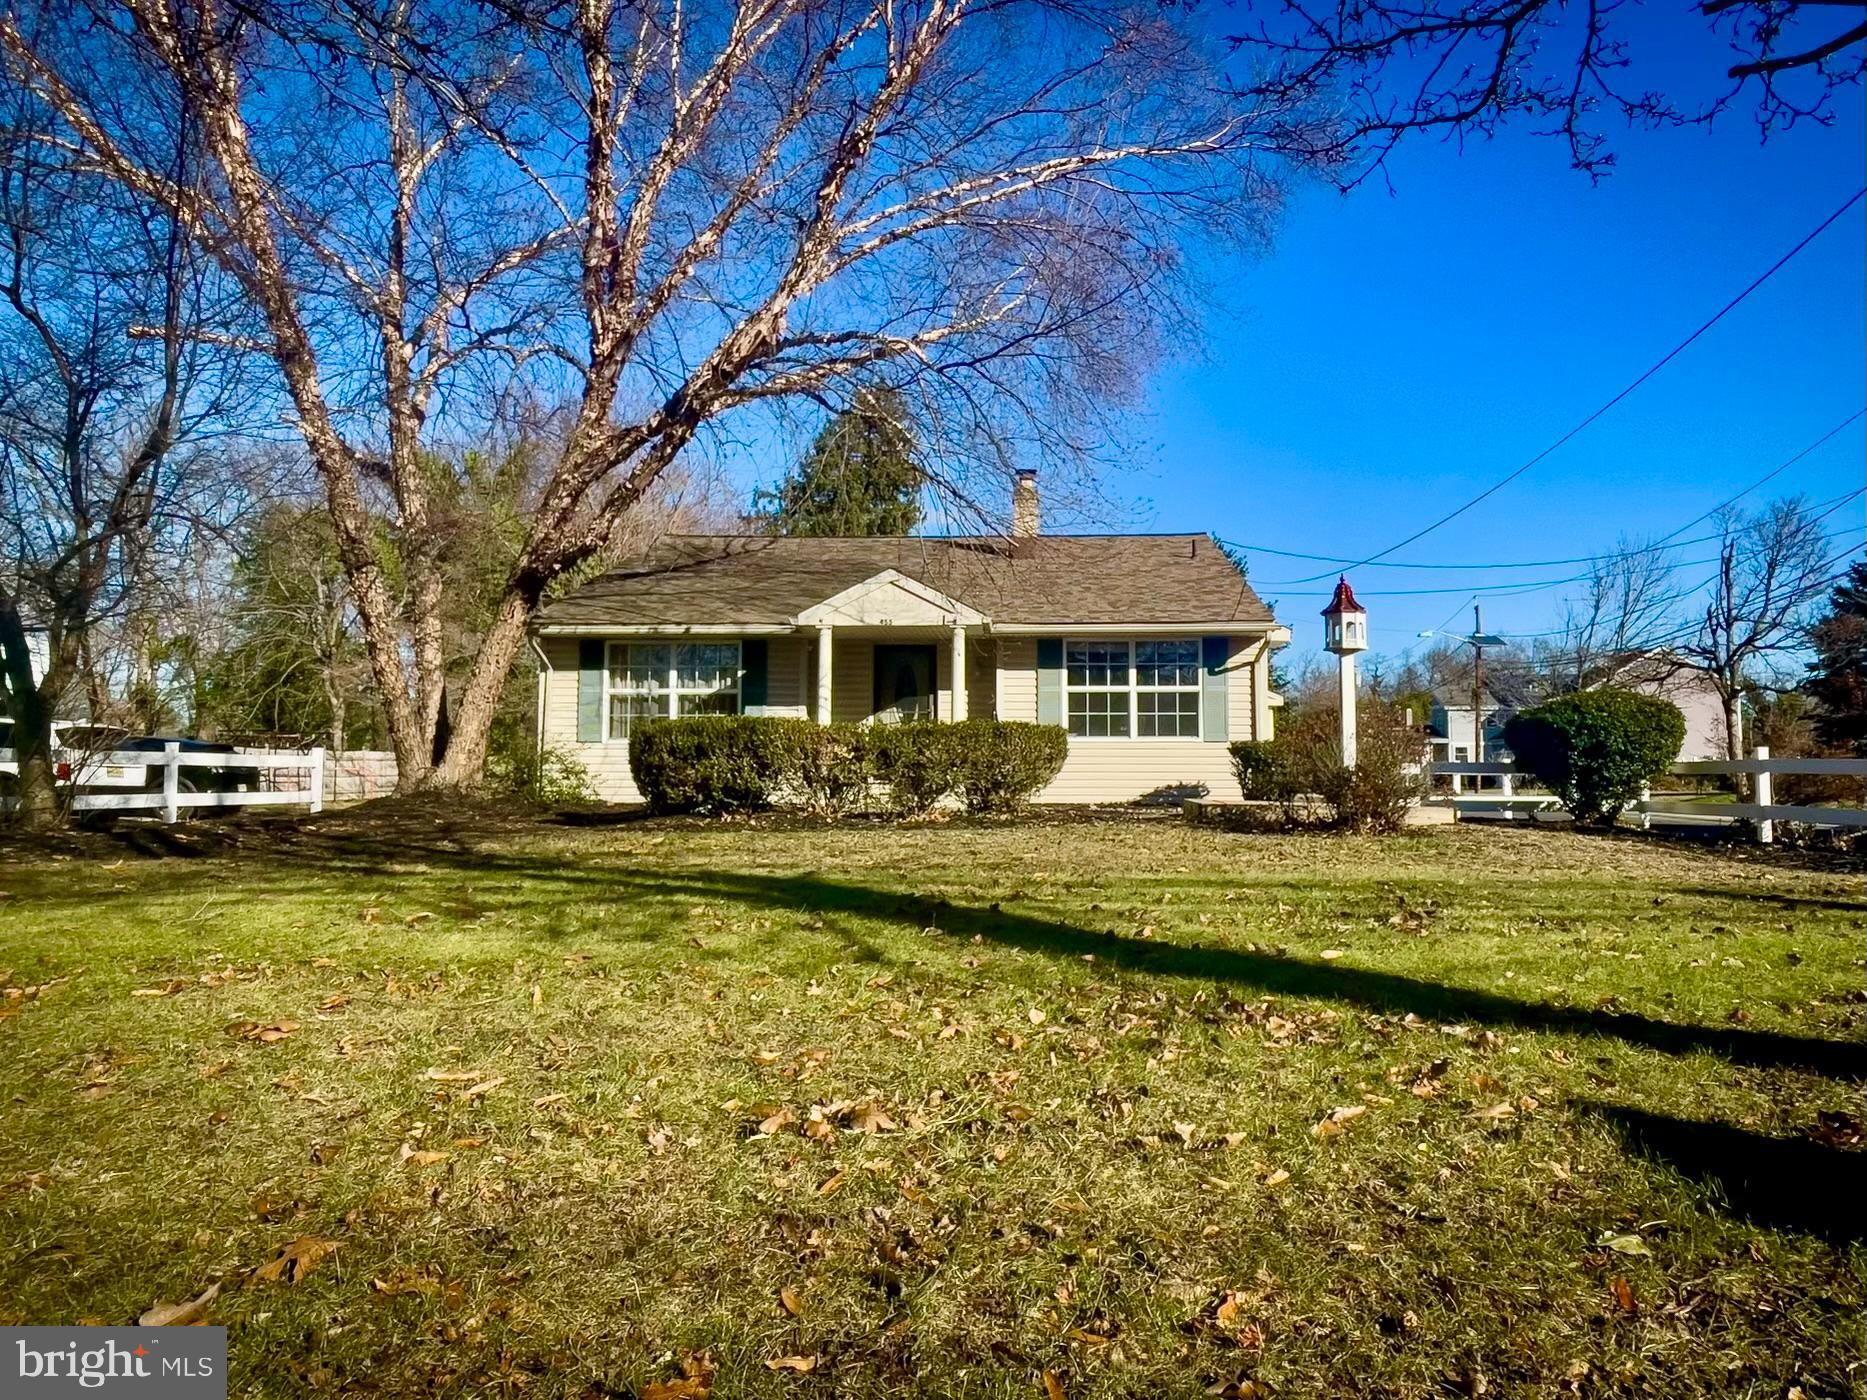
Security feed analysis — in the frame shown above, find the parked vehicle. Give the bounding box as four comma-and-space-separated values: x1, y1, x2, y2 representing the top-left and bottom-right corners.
2, 721, 249, 805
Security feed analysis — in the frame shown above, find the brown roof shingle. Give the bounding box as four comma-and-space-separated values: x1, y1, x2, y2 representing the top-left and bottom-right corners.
535, 534, 1274, 629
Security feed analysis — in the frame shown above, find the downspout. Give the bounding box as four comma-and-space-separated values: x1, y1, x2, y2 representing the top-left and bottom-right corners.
529, 635, 551, 758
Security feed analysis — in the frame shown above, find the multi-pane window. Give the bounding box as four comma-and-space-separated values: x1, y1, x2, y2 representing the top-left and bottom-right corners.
1064, 640, 1204, 739
606, 642, 741, 738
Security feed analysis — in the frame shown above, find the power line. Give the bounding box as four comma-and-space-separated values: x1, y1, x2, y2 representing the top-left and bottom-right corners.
1277, 187, 1867, 585
1229, 409, 1865, 579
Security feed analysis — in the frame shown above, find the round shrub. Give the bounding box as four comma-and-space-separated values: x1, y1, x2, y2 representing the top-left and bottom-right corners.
954, 720, 1067, 813
488, 742, 598, 807
780, 721, 873, 818
628, 716, 794, 814
1503, 689, 1685, 826
866, 721, 965, 816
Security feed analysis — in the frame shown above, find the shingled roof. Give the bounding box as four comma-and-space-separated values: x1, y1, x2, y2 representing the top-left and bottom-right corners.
535, 534, 1275, 629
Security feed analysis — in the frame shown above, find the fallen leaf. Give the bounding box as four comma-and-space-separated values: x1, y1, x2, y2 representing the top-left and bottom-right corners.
1320, 949, 1345, 960
460, 1076, 506, 1100
1311, 1104, 1367, 1137
1261, 1168, 1291, 1188
847, 1101, 897, 1134
404, 911, 436, 925
252, 1235, 338, 1285
1043, 1370, 1067, 1400
397, 1143, 448, 1167
816, 1170, 847, 1197
779, 1284, 805, 1316
1596, 1232, 1651, 1257
764, 1355, 818, 1373
1608, 1276, 1637, 1313
424, 1068, 485, 1083
642, 1381, 711, 1400
139, 1282, 220, 1326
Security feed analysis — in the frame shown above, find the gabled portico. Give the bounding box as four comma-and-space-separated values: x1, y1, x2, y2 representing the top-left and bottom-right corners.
790, 570, 989, 725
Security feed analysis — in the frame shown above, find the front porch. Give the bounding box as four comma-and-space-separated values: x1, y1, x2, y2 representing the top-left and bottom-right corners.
790, 569, 991, 726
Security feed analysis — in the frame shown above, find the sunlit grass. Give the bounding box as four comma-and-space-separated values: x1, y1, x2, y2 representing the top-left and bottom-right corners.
1, 815, 1861, 1398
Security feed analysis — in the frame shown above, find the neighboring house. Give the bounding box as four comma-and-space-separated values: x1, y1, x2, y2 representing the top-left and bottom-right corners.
1426, 675, 1540, 768
531, 476, 1290, 804
1594, 649, 1735, 761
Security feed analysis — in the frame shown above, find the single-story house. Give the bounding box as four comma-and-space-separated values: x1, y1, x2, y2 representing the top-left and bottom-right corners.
530, 477, 1289, 804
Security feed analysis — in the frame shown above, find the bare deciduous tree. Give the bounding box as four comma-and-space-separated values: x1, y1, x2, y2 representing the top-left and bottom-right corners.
1546, 537, 1684, 691
0, 60, 241, 828
3, 0, 1313, 788
1229, 0, 1867, 181
1684, 498, 1836, 760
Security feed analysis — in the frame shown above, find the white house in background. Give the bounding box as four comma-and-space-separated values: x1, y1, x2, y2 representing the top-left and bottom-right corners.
1424, 650, 1734, 780
1426, 675, 1540, 769
529, 472, 1292, 805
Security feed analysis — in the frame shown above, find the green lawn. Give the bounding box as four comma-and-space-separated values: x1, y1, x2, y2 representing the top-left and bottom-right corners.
1, 810, 1861, 1398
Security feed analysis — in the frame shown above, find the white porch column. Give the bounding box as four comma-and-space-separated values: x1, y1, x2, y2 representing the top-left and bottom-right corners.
815, 626, 834, 724
949, 624, 968, 722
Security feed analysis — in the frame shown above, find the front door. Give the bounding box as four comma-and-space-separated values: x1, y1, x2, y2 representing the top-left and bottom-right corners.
873, 644, 937, 721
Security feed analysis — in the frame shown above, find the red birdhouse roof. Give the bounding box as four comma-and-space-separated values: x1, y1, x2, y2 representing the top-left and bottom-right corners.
1321, 575, 1364, 616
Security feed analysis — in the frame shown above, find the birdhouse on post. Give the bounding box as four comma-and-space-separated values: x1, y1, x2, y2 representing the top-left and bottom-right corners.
1322, 577, 1367, 766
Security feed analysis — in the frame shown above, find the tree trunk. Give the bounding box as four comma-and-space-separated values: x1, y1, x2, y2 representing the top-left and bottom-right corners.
0, 608, 65, 831
429, 587, 539, 788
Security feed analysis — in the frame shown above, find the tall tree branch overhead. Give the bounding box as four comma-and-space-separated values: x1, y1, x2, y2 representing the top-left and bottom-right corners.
1, 0, 1317, 787
1226, 0, 1867, 180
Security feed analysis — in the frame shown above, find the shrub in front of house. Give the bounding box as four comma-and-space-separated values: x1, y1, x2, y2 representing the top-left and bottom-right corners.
953, 720, 1068, 813
488, 742, 598, 807
780, 720, 874, 819
1503, 689, 1685, 826
628, 716, 795, 814
865, 721, 966, 816
1227, 701, 1425, 833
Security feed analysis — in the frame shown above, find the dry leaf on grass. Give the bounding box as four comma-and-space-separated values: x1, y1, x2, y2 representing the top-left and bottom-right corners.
816, 1170, 847, 1198
1311, 1105, 1367, 1137
847, 1101, 897, 1134
459, 1076, 506, 1100
1043, 1370, 1067, 1400
424, 1068, 485, 1083
1608, 1276, 1637, 1313
764, 1355, 818, 1374
226, 1020, 298, 1044
139, 1282, 220, 1326
642, 1381, 711, 1400
252, 1235, 338, 1285
397, 1143, 449, 1167
779, 1284, 805, 1316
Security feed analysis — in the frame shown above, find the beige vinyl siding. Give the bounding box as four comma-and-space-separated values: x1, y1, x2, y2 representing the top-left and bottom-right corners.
826, 636, 966, 724
994, 637, 1038, 721
997, 635, 1262, 804
538, 635, 807, 803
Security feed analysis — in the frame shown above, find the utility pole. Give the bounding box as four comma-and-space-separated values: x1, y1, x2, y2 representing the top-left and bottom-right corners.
1471, 603, 1485, 763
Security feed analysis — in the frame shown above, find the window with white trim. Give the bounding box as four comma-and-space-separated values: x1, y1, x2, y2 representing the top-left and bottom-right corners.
1065, 639, 1203, 739
605, 641, 741, 738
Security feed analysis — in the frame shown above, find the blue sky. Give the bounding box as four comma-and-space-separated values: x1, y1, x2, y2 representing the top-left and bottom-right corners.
1112, 25, 1866, 666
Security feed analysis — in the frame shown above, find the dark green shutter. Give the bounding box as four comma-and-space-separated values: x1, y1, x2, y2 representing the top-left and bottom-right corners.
577, 639, 606, 743
1036, 638, 1064, 727
741, 639, 768, 710
1201, 636, 1229, 742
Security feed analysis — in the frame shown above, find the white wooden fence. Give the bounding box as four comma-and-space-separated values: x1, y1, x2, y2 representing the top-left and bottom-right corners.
1429, 745, 1867, 843
0, 744, 324, 824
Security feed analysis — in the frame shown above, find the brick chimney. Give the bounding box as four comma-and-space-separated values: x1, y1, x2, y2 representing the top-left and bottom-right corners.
1011, 468, 1040, 546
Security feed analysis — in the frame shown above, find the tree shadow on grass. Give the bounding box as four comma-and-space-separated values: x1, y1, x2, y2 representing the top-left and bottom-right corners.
1585, 1102, 1866, 1244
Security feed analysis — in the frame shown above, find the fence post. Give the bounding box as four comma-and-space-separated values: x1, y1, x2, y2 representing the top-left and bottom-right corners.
309, 746, 326, 814
161, 741, 180, 824
1753, 744, 1773, 845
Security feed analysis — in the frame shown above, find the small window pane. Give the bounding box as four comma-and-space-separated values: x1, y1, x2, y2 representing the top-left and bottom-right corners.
677, 643, 740, 691
612, 644, 669, 693
679, 690, 740, 717
1137, 690, 1199, 737
1068, 689, 1130, 738
1136, 640, 1199, 688
1067, 642, 1128, 689
609, 693, 669, 738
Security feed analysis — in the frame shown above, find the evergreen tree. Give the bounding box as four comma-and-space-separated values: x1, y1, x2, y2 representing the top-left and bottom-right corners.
753, 390, 922, 536
1805, 562, 1867, 756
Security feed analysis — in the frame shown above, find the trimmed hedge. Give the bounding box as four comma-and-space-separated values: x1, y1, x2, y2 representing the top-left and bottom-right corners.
627, 715, 1066, 818
957, 721, 1068, 814
1503, 689, 1685, 826
628, 716, 794, 814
